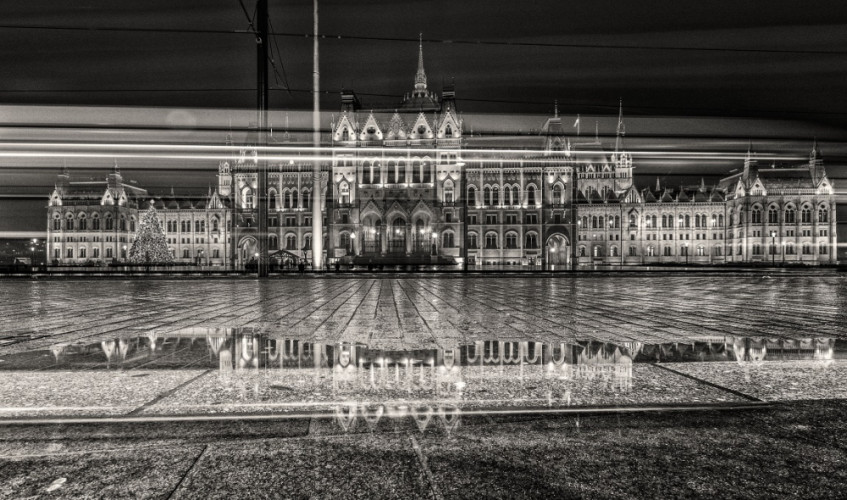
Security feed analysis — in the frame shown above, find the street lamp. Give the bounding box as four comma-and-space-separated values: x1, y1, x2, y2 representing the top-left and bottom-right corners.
431, 231, 437, 256
349, 232, 356, 255
770, 230, 776, 266
122, 245, 127, 260
682, 242, 688, 265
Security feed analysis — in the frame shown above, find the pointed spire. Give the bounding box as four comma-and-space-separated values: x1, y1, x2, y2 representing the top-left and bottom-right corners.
615, 98, 625, 154
655, 177, 661, 192
594, 121, 599, 143
810, 138, 818, 159
414, 33, 427, 96
554, 99, 559, 118
113, 158, 120, 173
699, 178, 706, 192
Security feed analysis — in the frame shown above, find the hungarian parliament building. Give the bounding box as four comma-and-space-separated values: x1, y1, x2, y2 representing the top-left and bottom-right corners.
46, 44, 837, 268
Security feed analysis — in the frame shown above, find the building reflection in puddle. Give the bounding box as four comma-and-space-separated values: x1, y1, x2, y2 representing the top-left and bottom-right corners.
24, 331, 840, 431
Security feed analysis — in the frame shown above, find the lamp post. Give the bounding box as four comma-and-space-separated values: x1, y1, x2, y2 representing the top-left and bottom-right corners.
431, 231, 437, 256
682, 242, 688, 266
122, 245, 127, 261
349, 232, 356, 256
770, 230, 776, 266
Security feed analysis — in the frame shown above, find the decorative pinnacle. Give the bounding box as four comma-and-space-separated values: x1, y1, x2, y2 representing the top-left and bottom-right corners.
414, 33, 427, 94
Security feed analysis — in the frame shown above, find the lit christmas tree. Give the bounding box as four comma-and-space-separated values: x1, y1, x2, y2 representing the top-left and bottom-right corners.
128, 204, 173, 264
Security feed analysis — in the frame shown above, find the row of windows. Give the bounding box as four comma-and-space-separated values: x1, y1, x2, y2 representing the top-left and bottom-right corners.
744, 207, 828, 224
165, 220, 220, 233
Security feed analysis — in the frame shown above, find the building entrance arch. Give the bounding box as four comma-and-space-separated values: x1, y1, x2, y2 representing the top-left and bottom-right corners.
239, 236, 258, 267
546, 233, 571, 270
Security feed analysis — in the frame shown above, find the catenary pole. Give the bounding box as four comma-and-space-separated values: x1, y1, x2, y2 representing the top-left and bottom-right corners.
310, 0, 323, 270
256, 0, 270, 277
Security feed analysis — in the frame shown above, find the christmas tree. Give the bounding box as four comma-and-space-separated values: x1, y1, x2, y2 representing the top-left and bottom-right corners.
128, 204, 173, 264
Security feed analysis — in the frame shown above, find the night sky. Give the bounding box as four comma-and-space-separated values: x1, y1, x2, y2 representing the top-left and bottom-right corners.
1, 0, 846, 232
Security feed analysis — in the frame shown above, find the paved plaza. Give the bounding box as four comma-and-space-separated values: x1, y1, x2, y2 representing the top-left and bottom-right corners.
1, 272, 846, 355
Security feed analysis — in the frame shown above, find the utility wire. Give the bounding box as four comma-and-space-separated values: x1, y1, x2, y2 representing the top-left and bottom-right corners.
0, 23, 845, 55
268, 18, 291, 94
2, 87, 844, 118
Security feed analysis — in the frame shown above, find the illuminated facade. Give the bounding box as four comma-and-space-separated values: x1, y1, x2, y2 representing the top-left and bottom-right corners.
46, 44, 837, 268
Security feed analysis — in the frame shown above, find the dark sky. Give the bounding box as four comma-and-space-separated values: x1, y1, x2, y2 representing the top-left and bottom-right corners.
1, 0, 846, 232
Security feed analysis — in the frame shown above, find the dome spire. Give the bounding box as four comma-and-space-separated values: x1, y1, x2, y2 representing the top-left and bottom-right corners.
414, 33, 427, 96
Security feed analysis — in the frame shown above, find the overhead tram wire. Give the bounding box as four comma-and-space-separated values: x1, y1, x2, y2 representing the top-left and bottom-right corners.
1, 23, 846, 56
2, 86, 846, 119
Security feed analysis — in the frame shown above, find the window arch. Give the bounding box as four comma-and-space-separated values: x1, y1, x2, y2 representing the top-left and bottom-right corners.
818, 206, 828, 223
91, 213, 100, 230
784, 206, 796, 224
768, 206, 778, 224
483, 186, 491, 207
268, 189, 278, 210
492, 185, 500, 206
801, 206, 812, 224
552, 183, 564, 205
242, 186, 254, 209
268, 234, 278, 250
468, 185, 477, 205
78, 213, 87, 231
467, 232, 478, 249
751, 207, 762, 224
505, 231, 518, 249
340, 232, 351, 250
285, 234, 297, 250
443, 179, 454, 204
442, 231, 455, 248
339, 182, 350, 205
527, 185, 537, 206
485, 232, 498, 249
525, 232, 538, 249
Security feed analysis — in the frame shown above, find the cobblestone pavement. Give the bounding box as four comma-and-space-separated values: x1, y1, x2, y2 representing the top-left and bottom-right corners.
1, 273, 846, 355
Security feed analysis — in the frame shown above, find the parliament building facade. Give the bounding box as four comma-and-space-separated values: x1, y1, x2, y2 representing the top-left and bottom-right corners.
46, 44, 837, 268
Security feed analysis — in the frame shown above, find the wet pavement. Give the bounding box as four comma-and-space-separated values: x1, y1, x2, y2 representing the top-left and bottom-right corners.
1, 273, 846, 498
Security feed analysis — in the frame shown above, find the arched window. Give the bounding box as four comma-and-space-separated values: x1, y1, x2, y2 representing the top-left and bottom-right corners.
684, 215, 691, 228
78, 214, 87, 231
696, 246, 705, 256
286, 234, 297, 250
751, 207, 762, 224
412, 160, 421, 183
387, 161, 397, 184
91, 214, 100, 230
341, 127, 349, 141
527, 185, 537, 206
304, 235, 312, 251
119, 215, 126, 231
269, 235, 278, 250
784, 207, 796, 224
303, 190, 311, 209
467, 232, 478, 249
443, 232, 455, 248
714, 245, 722, 256
718, 214, 724, 227
663, 246, 672, 256
269, 190, 278, 210
292, 190, 299, 209
525, 233, 538, 249
105, 214, 113, 231
552, 184, 563, 205
581, 216, 588, 228
818, 207, 828, 223
445, 125, 452, 138
340, 232, 351, 250
443, 180, 454, 204
579, 246, 586, 257
468, 186, 477, 205
212, 217, 219, 232
505, 232, 518, 249
339, 182, 350, 205
242, 186, 254, 209
598, 216, 604, 229
592, 216, 598, 229
66, 213, 74, 231
801, 206, 811, 224
492, 185, 500, 206
483, 187, 491, 207
647, 245, 655, 257
629, 213, 638, 228
611, 246, 619, 257
52, 214, 61, 231
768, 206, 778, 224
485, 233, 498, 249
